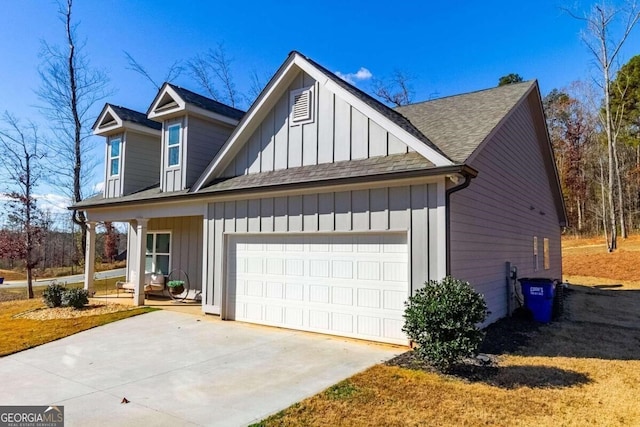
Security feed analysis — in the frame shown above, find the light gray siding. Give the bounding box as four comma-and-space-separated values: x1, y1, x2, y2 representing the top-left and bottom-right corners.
202, 182, 445, 314
449, 95, 562, 324
185, 116, 235, 188
122, 131, 161, 195
148, 216, 203, 291
221, 71, 409, 177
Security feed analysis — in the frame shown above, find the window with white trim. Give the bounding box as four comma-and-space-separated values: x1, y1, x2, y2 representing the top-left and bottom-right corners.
109, 137, 121, 176
167, 124, 181, 167
146, 232, 171, 275
543, 238, 550, 270
289, 86, 315, 125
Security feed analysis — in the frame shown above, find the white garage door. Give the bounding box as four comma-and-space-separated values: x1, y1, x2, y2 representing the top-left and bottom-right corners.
226, 233, 409, 345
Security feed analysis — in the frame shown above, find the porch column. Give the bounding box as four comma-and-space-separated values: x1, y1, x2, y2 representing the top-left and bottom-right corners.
84, 221, 96, 295
134, 218, 149, 306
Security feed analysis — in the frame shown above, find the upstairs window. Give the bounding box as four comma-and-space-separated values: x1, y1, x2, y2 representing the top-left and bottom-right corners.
167, 124, 181, 167
109, 138, 121, 176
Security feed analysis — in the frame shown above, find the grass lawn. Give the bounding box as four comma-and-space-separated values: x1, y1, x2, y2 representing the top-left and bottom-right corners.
256, 237, 640, 426
0, 280, 155, 357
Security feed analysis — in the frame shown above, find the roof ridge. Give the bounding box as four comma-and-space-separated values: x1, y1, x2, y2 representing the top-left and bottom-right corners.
165, 82, 246, 115
401, 80, 536, 108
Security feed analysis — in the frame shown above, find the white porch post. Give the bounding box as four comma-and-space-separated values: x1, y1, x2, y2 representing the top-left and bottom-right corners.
84, 221, 96, 295
134, 218, 149, 306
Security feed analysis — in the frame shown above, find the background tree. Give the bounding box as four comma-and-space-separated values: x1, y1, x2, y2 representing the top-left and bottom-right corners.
567, 1, 640, 250
124, 51, 183, 90
498, 73, 524, 86
372, 70, 415, 106
187, 43, 240, 108
611, 55, 640, 230
102, 222, 118, 263
0, 113, 47, 299
544, 87, 596, 233
37, 0, 110, 264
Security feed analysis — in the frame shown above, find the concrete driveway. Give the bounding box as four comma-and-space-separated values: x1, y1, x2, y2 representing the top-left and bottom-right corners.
0, 310, 403, 426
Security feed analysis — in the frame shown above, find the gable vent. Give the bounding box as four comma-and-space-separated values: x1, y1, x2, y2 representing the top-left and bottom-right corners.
290, 86, 314, 125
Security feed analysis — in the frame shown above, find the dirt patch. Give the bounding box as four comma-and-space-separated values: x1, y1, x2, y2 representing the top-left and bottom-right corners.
14, 304, 139, 320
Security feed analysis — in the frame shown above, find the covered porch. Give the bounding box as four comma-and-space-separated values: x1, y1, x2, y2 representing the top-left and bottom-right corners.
83, 210, 205, 307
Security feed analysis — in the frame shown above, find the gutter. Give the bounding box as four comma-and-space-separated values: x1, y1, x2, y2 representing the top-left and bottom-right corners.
445, 168, 477, 275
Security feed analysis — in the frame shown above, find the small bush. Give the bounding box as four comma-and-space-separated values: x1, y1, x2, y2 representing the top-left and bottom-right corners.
62, 288, 89, 309
42, 282, 66, 308
403, 276, 489, 372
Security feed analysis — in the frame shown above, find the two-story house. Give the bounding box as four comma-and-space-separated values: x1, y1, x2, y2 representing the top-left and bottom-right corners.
77, 51, 566, 345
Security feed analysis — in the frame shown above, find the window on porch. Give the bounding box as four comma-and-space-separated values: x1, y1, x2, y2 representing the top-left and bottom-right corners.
146, 232, 171, 275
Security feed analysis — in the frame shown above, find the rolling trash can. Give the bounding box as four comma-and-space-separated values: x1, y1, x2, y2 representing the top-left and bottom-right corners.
518, 278, 556, 323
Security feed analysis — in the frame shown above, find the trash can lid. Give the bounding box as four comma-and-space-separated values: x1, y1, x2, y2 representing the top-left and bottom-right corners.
518, 277, 555, 283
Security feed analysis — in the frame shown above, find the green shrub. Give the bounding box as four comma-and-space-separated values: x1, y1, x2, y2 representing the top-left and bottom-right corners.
403, 276, 489, 372
62, 288, 89, 309
42, 282, 66, 308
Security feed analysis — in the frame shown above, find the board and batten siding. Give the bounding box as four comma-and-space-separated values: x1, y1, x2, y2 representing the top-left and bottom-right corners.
125, 216, 203, 291
185, 116, 235, 187
122, 131, 161, 195
148, 216, 203, 291
449, 95, 562, 324
221, 71, 409, 178
202, 182, 446, 314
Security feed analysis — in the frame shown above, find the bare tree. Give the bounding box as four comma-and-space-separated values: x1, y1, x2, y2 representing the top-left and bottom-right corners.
187, 42, 239, 107
371, 70, 415, 106
567, 1, 640, 250
0, 113, 47, 299
37, 0, 110, 262
124, 51, 183, 90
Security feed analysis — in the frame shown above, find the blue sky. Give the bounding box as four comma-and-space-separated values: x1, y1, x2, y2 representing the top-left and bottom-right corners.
1, 0, 639, 217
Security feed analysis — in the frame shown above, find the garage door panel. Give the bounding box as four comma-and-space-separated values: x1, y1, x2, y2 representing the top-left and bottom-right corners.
227, 233, 409, 345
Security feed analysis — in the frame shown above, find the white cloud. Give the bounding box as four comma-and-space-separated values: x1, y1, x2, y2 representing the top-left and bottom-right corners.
335, 67, 373, 85
93, 181, 104, 193
34, 193, 71, 214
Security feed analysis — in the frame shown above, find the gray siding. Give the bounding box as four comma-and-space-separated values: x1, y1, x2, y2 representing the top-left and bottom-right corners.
148, 216, 203, 291
449, 95, 562, 324
185, 116, 235, 188
221, 71, 409, 177
203, 183, 444, 313
122, 131, 161, 195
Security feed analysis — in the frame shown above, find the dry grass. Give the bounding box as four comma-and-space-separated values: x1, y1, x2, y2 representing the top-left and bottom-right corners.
257, 236, 640, 427
563, 234, 640, 282
0, 299, 155, 357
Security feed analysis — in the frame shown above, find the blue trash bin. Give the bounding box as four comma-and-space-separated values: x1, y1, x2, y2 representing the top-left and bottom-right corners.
519, 278, 555, 323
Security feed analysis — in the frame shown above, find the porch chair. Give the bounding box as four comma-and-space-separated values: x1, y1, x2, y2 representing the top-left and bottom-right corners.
115, 272, 165, 296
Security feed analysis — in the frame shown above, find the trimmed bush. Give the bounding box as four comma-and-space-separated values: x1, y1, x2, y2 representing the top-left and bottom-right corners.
403, 276, 489, 372
61, 288, 89, 309
42, 282, 66, 308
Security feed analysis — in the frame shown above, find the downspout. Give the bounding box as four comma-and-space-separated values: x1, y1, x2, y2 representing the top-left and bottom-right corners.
445, 170, 475, 276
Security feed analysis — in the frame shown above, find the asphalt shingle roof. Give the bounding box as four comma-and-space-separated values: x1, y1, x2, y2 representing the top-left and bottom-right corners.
201, 152, 435, 194
72, 153, 438, 209
168, 83, 245, 121
94, 104, 162, 130
295, 52, 451, 161
395, 81, 534, 163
